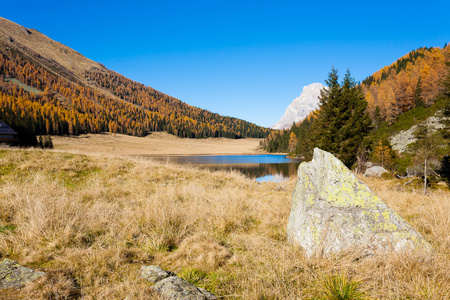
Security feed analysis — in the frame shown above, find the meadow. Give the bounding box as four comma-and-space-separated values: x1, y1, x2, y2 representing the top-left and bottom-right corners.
0, 148, 449, 299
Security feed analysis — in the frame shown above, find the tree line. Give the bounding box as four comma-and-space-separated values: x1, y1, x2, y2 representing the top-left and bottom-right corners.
0, 49, 270, 146
262, 57, 450, 184
262, 68, 372, 168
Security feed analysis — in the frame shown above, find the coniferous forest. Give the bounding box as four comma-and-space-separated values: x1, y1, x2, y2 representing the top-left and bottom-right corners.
262, 45, 450, 179
0, 47, 271, 146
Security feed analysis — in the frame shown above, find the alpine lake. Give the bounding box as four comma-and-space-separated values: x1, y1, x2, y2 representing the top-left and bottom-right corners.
142, 154, 302, 183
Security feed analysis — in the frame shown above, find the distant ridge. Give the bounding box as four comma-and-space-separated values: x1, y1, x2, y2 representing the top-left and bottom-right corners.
272, 83, 323, 130
0, 17, 270, 141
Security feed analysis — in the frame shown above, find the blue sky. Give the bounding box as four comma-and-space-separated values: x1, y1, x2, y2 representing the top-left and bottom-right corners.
2, 1, 449, 127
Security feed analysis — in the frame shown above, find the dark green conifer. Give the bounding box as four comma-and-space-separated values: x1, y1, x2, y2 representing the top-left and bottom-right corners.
315, 67, 342, 154
313, 68, 373, 167
414, 77, 425, 108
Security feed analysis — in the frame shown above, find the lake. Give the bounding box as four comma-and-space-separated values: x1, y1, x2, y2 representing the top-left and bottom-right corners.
145, 154, 301, 182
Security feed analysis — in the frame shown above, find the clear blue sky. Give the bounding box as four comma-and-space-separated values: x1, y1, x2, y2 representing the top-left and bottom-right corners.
2, 1, 449, 127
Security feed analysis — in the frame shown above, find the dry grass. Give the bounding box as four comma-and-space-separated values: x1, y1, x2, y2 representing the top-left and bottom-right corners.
0, 148, 449, 299
51, 132, 264, 156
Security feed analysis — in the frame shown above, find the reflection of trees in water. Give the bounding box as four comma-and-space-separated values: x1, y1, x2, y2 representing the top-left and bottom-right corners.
204, 163, 300, 179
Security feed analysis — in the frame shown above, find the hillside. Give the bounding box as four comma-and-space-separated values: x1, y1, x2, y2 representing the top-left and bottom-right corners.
0, 17, 271, 145
262, 46, 450, 179
361, 46, 450, 124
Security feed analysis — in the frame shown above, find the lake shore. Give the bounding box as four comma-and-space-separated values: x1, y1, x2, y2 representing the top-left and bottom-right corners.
51, 132, 266, 156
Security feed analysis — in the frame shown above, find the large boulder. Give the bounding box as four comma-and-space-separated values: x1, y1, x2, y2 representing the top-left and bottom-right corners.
287, 148, 432, 257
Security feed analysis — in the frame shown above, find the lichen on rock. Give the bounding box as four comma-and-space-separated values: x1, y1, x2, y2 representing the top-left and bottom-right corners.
140, 265, 216, 299
287, 148, 432, 257
0, 259, 46, 289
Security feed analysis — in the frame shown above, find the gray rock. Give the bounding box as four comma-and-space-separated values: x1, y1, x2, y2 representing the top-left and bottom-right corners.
390, 113, 447, 153
364, 166, 389, 177
152, 276, 216, 300
0, 259, 46, 289
20, 25, 31, 35
198, 287, 217, 299
287, 148, 432, 257
140, 265, 171, 283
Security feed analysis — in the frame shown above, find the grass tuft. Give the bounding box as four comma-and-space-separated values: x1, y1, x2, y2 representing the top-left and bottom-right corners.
305, 272, 369, 300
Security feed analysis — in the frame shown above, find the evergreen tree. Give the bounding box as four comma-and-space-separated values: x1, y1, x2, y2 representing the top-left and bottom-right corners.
411, 125, 439, 194
438, 58, 450, 185
313, 68, 373, 167
339, 70, 373, 167
314, 67, 342, 154
414, 77, 425, 108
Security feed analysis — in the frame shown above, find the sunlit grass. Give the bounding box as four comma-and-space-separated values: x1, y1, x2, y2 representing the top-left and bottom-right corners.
0, 148, 448, 299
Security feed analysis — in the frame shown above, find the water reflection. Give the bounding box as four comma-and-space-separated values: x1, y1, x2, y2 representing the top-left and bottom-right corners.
142, 155, 301, 182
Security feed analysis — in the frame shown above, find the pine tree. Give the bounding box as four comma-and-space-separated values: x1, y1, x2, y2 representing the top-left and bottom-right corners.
315, 67, 342, 154
339, 70, 373, 167
411, 125, 439, 194
414, 77, 425, 108
313, 68, 373, 167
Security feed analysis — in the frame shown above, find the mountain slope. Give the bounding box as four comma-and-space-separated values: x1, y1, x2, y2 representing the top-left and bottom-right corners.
0, 17, 270, 141
360, 45, 450, 124
271, 83, 323, 130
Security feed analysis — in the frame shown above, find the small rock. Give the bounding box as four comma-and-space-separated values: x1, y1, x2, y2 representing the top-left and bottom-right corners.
20, 25, 31, 35
140, 265, 171, 283
364, 166, 389, 177
152, 276, 216, 300
0, 259, 46, 289
198, 287, 217, 300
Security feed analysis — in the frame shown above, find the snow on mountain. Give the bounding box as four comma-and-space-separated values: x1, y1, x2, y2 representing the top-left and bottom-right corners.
271, 83, 324, 130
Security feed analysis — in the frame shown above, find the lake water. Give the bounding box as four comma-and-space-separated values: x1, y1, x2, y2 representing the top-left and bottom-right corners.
146, 154, 301, 182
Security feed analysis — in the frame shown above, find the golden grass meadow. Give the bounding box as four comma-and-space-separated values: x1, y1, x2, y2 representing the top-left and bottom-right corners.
0, 148, 449, 299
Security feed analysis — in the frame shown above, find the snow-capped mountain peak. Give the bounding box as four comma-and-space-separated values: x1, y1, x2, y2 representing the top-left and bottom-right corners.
271, 83, 323, 130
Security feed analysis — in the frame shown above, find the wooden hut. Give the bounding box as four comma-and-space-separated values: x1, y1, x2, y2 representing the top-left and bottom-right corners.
0, 121, 18, 143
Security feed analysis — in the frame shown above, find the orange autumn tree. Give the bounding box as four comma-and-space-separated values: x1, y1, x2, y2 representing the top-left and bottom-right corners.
361, 45, 449, 124
288, 132, 298, 153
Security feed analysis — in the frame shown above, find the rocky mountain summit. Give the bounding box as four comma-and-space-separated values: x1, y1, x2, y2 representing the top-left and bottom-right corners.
271, 83, 323, 130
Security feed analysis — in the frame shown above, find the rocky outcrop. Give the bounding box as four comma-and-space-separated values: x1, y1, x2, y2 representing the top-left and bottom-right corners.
390, 113, 446, 153
20, 25, 31, 35
0, 259, 46, 289
287, 148, 432, 257
140, 265, 216, 299
364, 166, 389, 177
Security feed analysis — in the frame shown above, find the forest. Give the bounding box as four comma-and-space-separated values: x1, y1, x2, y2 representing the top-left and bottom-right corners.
262, 45, 450, 181
0, 48, 271, 146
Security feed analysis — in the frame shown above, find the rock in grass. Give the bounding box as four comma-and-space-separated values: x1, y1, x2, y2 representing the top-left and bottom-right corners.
287, 148, 432, 257
140, 265, 172, 283
364, 166, 389, 177
0, 259, 46, 289
152, 276, 216, 300
140, 265, 216, 299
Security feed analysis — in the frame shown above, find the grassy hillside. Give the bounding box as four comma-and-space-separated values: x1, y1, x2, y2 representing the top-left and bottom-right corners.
0, 17, 270, 141
0, 149, 448, 299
